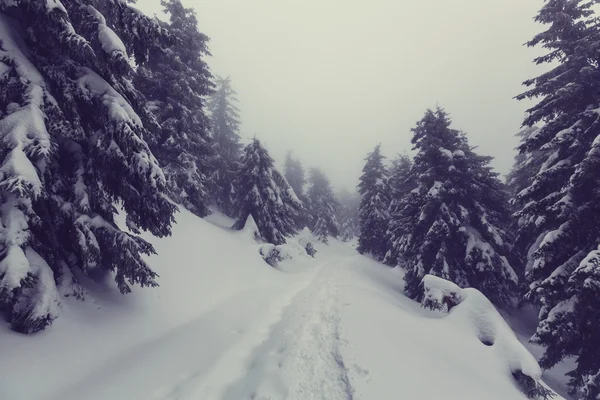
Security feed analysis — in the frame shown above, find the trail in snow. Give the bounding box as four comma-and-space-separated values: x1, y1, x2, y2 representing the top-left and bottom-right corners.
175, 257, 356, 400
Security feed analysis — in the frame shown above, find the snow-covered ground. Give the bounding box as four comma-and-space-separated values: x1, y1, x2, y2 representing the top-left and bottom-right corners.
0, 208, 566, 400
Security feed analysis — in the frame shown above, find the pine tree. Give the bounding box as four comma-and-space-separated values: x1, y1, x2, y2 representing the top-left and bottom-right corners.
515, 1, 600, 397
506, 126, 542, 199
283, 151, 310, 228
0, 0, 176, 332
398, 108, 517, 307
284, 151, 306, 198
306, 168, 339, 243
232, 139, 302, 245
357, 144, 390, 260
384, 153, 416, 265
337, 188, 360, 242
208, 76, 242, 217
134, 0, 214, 217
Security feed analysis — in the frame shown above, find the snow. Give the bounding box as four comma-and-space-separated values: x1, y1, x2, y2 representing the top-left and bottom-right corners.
427, 180, 443, 197
46, 0, 67, 13
76, 68, 142, 127
422, 275, 543, 380
0, 207, 563, 400
18, 248, 60, 322
439, 147, 453, 158
86, 6, 128, 57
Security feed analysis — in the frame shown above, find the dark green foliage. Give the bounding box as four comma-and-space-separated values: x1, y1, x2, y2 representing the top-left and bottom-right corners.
135, 0, 214, 217
514, 1, 600, 396
306, 169, 339, 243
397, 108, 516, 307
0, 0, 177, 332
208, 76, 242, 217
357, 144, 390, 261
232, 139, 302, 245
384, 153, 416, 265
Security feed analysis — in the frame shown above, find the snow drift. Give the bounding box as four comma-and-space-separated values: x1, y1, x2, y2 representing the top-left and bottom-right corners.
421, 274, 556, 399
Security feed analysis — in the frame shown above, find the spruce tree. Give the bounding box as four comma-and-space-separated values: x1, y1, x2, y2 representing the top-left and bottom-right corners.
232, 139, 302, 245
284, 151, 310, 228
0, 0, 176, 332
284, 151, 306, 198
398, 108, 517, 307
208, 76, 242, 217
506, 126, 542, 199
357, 145, 390, 260
306, 168, 339, 243
134, 0, 214, 217
515, 1, 600, 397
337, 188, 360, 242
384, 153, 416, 265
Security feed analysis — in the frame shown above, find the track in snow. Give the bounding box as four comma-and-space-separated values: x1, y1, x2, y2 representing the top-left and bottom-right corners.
182, 258, 356, 400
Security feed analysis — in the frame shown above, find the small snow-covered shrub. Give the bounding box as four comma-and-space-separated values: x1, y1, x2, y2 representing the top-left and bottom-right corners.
420, 277, 462, 312
259, 245, 281, 267
421, 275, 556, 400
259, 242, 311, 267
297, 234, 317, 258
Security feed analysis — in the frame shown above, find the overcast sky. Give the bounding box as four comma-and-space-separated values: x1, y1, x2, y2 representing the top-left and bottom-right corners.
138, 0, 545, 192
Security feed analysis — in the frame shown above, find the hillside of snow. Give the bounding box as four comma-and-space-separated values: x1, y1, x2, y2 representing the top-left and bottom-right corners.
0, 208, 562, 400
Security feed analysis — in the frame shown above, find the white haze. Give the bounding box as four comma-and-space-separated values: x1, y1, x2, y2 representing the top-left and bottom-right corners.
138, 0, 545, 191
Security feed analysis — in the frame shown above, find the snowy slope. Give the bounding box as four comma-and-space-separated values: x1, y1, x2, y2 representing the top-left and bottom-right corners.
0, 208, 561, 400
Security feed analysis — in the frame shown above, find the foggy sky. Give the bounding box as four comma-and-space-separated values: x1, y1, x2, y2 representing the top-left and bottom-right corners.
138, 0, 545, 192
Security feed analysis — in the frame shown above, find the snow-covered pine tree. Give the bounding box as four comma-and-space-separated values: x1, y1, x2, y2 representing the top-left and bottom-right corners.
515, 1, 600, 397
306, 168, 339, 243
0, 0, 176, 332
337, 187, 360, 242
506, 126, 542, 199
284, 151, 306, 198
208, 76, 242, 217
357, 144, 390, 260
232, 139, 302, 245
398, 108, 517, 307
134, 0, 214, 217
283, 151, 310, 228
384, 153, 416, 266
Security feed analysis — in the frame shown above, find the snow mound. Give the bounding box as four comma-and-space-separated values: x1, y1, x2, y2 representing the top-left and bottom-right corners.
259, 242, 311, 268
421, 275, 556, 400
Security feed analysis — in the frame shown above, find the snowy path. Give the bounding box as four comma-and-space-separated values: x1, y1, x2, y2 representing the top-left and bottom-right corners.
191, 257, 355, 400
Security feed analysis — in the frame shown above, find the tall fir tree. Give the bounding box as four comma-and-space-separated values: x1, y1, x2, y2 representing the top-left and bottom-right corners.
284, 151, 310, 228
208, 76, 242, 217
337, 188, 360, 242
384, 153, 416, 265
357, 144, 390, 260
515, 1, 600, 397
232, 139, 302, 245
284, 151, 306, 198
134, 0, 214, 217
0, 0, 177, 332
397, 108, 517, 307
506, 126, 542, 200
306, 168, 339, 243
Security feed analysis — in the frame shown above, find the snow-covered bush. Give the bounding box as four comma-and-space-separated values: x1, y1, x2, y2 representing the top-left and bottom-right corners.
259, 242, 313, 267
259, 244, 281, 267
297, 236, 317, 258
421, 275, 556, 400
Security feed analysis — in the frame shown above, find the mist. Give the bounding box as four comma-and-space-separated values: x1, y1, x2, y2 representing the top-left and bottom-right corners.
138, 0, 545, 191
